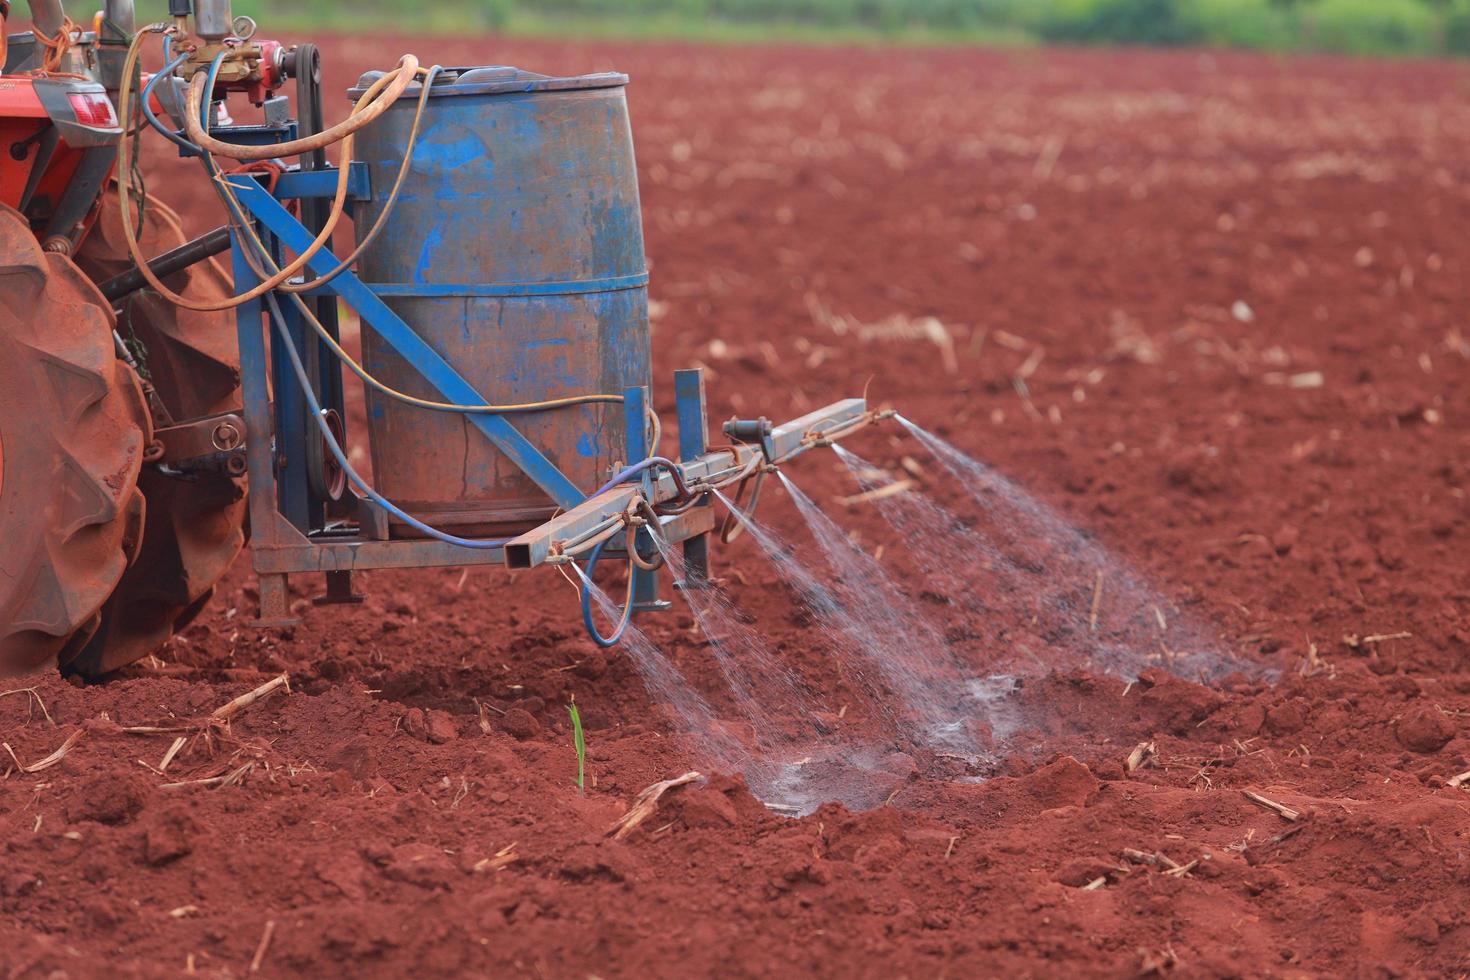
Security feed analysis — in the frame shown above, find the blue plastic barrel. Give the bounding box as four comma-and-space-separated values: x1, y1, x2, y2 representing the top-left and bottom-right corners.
349, 66, 651, 533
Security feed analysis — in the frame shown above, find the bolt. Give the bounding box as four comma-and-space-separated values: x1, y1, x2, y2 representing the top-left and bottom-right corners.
41, 236, 72, 255
212, 421, 241, 450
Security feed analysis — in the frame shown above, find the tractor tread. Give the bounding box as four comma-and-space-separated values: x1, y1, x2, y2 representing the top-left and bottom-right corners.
0, 206, 151, 676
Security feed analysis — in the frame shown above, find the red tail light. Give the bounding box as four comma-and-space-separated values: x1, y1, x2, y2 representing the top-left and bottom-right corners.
67, 92, 118, 128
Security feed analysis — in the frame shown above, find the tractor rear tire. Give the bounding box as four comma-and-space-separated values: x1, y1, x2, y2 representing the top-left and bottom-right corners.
66, 188, 247, 677
0, 205, 151, 677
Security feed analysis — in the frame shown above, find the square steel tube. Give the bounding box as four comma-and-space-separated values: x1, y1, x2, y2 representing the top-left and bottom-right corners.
504, 486, 641, 569
768, 398, 868, 462
503, 445, 753, 570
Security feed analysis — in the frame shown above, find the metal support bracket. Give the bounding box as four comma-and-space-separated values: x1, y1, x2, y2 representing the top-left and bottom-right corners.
622, 385, 669, 612
675, 367, 712, 587
154, 411, 247, 475
228, 175, 585, 511
313, 570, 365, 606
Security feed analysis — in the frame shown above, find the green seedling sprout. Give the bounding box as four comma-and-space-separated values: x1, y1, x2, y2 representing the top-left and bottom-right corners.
568, 696, 586, 796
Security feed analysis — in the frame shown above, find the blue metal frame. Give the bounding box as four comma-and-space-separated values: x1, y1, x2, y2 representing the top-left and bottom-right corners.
228, 174, 586, 510
225, 160, 865, 631
228, 162, 678, 624
273, 165, 373, 202
675, 368, 712, 584
617, 385, 667, 611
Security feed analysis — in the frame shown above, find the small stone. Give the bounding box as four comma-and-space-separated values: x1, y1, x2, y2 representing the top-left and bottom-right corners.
400, 707, 459, 744
1272, 524, 1301, 556
1396, 706, 1455, 753
500, 708, 540, 740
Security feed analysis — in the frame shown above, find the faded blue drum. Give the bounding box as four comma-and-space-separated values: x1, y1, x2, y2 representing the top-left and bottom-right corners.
349, 66, 651, 534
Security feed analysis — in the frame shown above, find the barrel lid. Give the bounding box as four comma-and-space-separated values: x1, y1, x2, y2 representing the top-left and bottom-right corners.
348, 65, 628, 100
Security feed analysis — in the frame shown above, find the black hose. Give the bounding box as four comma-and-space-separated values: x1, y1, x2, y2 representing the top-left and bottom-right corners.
99, 225, 232, 302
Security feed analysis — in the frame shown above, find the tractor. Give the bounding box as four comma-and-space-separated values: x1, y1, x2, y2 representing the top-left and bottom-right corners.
0, 0, 877, 680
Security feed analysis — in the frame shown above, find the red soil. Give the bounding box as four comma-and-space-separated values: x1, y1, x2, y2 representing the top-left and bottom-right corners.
6, 36, 1470, 977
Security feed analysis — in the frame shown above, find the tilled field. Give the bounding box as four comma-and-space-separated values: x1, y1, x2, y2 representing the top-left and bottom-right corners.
6, 37, 1470, 978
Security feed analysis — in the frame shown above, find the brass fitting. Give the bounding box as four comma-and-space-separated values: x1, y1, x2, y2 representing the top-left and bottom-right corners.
179, 39, 263, 87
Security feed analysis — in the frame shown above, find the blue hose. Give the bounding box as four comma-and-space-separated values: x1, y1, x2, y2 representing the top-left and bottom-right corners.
200, 48, 225, 131
141, 50, 200, 154
580, 538, 632, 648
594, 456, 692, 499
578, 456, 696, 646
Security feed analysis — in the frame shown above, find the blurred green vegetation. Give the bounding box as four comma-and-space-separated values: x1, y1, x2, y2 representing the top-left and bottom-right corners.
109, 0, 1470, 56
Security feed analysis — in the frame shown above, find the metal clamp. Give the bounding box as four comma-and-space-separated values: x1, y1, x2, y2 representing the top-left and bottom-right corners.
723, 416, 775, 461
154, 411, 248, 476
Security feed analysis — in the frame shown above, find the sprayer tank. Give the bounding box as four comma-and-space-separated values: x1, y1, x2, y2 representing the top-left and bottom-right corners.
349, 66, 651, 533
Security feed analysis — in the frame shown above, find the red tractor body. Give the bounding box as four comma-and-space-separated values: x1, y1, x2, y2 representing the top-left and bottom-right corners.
1, 75, 116, 224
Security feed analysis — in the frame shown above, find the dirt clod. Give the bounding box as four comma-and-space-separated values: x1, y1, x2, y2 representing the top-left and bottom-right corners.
499, 708, 541, 740
1266, 701, 1307, 735
676, 787, 739, 828
1021, 756, 1100, 810
1395, 707, 1455, 754
425, 710, 459, 744
380, 843, 458, 889
65, 774, 148, 826
141, 806, 200, 866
